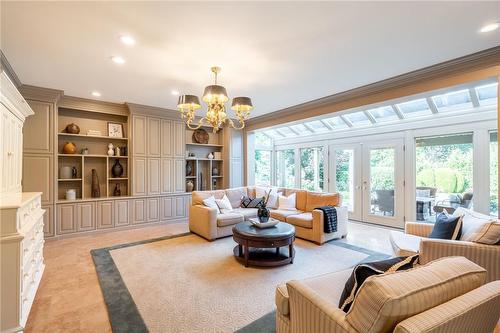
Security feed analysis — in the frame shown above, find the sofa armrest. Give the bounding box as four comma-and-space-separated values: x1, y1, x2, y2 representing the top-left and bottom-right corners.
189, 204, 218, 240
419, 239, 500, 282
405, 221, 433, 237
286, 280, 355, 333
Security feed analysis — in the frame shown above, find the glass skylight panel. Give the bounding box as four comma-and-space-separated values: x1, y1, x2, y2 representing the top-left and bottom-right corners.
432, 89, 472, 112
396, 98, 432, 118
323, 116, 348, 129
305, 120, 329, 132
263, 129, 284, 139
343, 111, 371, 126
290, 124, 311, 135
275, 127, 296, 137
255, 132, 272, 147
366, 106, 398, 122
475, 83, 498, 106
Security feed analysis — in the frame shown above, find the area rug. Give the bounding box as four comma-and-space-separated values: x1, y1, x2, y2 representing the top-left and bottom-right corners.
91, 233, 389, 333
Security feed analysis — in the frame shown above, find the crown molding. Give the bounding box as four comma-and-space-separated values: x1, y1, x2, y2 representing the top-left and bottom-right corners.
246, 46, 500, 130
0, 72, 33, 120
0, 50, 22, 88
59, 96, 129, 116
127, 102, 179, 119
19, 85, 64, 104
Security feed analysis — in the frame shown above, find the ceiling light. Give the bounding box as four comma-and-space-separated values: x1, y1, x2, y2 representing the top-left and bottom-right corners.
171, 90, 179, 96
91, 91, 101, 97
480, 22, 499, 33
120, 35, 135, 46
111, 56, 125, 64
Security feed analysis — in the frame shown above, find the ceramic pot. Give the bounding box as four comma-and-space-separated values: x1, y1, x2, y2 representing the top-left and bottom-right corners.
111, 159, 124, 177
257, 205, 270, 222
212, 167, 219, 176
186, 180, 194, 192
65, 123, 80, 134
65, 189, 76, 200
91, 169, 100, 198
62, 142, 77, 154
59, 166, 72, 179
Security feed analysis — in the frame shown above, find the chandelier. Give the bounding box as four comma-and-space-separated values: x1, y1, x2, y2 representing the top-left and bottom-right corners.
177, 66, 253, 132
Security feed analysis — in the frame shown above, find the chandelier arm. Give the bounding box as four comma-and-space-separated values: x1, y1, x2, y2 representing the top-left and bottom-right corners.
186, 117, 206, 130
227, 117, 245, 130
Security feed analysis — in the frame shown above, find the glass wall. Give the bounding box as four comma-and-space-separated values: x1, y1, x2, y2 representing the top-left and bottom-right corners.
255, 150, 271, 186
490, 131, 498, 217
300, 147, 324, 191
276, 149, 295, 188
415, 133, 474, 221
369, 148, 396, 216
335, 149, 355, 211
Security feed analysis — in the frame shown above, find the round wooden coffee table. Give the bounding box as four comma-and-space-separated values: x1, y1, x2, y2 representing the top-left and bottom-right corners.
232, 220, 295, 267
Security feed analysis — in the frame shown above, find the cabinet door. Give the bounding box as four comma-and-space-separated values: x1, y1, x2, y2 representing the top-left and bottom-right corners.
57, 203, 77, 234
0, 106, 9, 193
77, 202, 96, 231
173, 121, 185, 158
147, 117, 161, 157
9, 118, 23, 192
161, 196, 173, 220
114, 200, 130, 226
174, 159, 185, 192
174, 196, 185, 218
147, 197, 160, 222
161, 119, 173, 157
148, 158, 161, 195
23, 100, 53, 154
132, 115, 147, 156
23, 154, 53, 204
133, 157, 147, 195
42, 205, 54, 237
161, 158, 173, 194
97, 201, 114, 229
131, 198, 147, 224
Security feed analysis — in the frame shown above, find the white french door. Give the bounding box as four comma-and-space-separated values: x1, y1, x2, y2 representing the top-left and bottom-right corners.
329, 139, 405, 228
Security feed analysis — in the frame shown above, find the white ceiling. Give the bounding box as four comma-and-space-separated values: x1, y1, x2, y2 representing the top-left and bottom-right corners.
1, 1, 499, 117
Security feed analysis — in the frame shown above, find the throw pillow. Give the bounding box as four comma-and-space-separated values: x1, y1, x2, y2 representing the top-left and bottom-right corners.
266, 192, 282, 209
216, 195, 233, 214
428, 211, 462, 240
240, 196, 264, 208
453, 207, 497, 241
469, 221, 500, 245
203, 196, 220, 213
278, 193, 296, 211
339, 255, 419, 313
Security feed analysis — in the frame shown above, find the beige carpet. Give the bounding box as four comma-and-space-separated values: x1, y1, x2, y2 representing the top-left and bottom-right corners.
110, 234, 370, 333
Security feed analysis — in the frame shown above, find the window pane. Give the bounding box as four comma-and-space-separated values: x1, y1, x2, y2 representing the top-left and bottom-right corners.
369, 148, 395, 216
476, 83, 498, 106
290, 124, 311, 135
367, 106, 398, 122
490, 131, 498, 217
263, 129, 284, 139
343, 111, 371, 126
415, 133, 474, 222
323, 116, 348, 130
277, 150, 295, 188
432, 89, 472, 112
305, 120, 329, 133
397, 98, 432, 118
335, 149, 354, 211
255, 132, 272, 147
300, 147, 324, 191
255, 150, 271, 186
276, 127, 296, 137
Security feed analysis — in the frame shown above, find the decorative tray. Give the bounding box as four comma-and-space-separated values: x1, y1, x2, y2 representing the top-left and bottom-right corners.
249, 218, 279, 229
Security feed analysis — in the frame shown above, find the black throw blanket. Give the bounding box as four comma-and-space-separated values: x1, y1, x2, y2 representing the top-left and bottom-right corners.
315, 206, 338, 233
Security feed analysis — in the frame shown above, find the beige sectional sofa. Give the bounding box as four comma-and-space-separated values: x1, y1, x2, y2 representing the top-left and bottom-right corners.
276, 256, 500, 333
189, 186, 348, 244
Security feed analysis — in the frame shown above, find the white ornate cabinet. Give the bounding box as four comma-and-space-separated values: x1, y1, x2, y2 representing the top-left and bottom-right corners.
1, 71, 44, 333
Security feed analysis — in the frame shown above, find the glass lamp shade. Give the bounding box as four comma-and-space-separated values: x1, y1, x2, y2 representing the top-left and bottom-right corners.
202, 85, 228, 103
177, 95, 201, 110
231, 96, 253, 112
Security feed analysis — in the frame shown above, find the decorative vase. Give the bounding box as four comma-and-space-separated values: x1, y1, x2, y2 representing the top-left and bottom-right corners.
107, 143, 114, 156
65, 189, 76, 200
91, 169, 100, 198
186, 180, 194, 192
212, 167, 219, 176
186, 162, 193, 176
112, 159, 124, 177
65, 123, 80, 134
257, 205, 270, 222
62, 142, 77, 154
207, 152, 214, 159
59, 166, 72, 179
113, 183, 121, 196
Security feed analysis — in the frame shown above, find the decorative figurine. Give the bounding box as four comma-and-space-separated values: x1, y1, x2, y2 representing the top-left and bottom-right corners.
81, 147, 89, 155
207, 152, 214, 159
115, 146, 121, 156
113, 183, 121, 196
71, 166, 78, 179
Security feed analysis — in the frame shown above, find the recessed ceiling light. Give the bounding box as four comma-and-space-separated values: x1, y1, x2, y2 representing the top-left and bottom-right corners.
111, 56, 125, 64
120, 35, 135, 46
171, 90, 180, 96
480, 22, 499, 33
91, 91, 101, 97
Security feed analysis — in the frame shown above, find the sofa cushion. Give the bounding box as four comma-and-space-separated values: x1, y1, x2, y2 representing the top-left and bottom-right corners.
471, 221, 500, 245
271, 209, 302, 221
305, 192, 340, 212
453, 207, 497, 242
284, 188, 307, 211
232, 208, 258, 220
389, 231, 421, 257
428, 211, 462, 240
346, 256, 486, 333
217, 213, 244, 227
192, 190, 226, 205
278, 193, 296, 211
225, 187, 248, 208
286, 212, 313, 229
215, 195, 233, 213
275, 284, 290, 315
